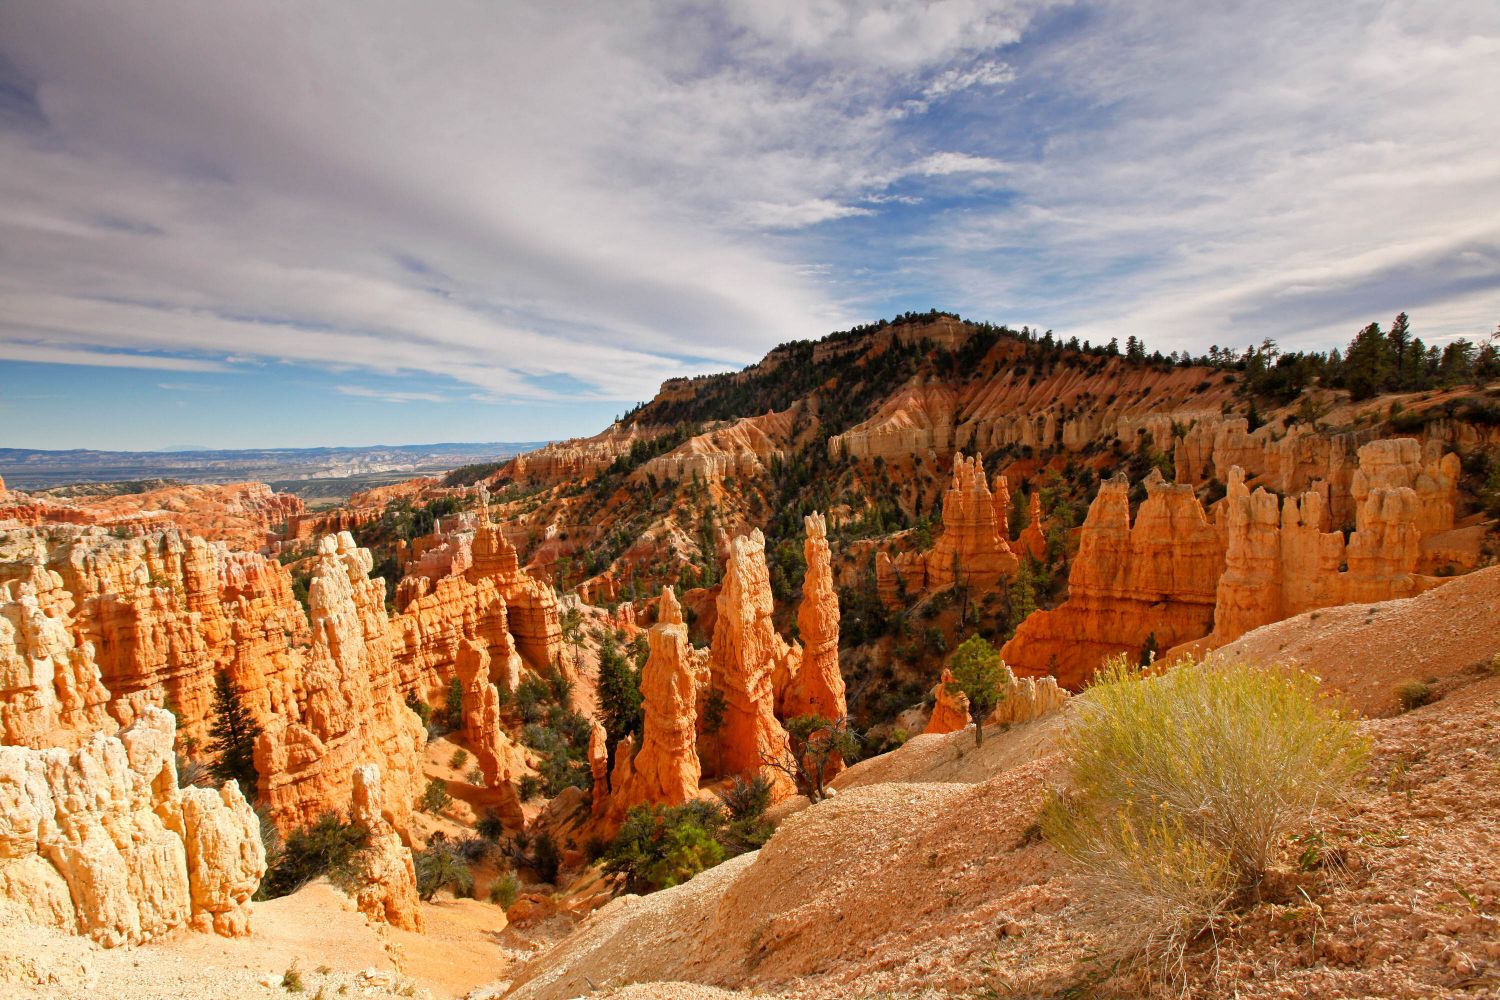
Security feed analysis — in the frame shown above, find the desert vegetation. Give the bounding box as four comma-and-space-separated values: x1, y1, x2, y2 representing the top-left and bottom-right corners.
1042, 656, 1369, 987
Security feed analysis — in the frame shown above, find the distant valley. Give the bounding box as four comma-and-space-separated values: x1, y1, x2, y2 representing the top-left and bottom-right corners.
0, 441, 547, 499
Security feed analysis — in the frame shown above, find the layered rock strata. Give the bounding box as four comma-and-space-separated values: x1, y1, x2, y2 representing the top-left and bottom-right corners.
254, 533, 426, 837
708, 533, 795, 797
925, 454, 1019, 590
600, 588, 703, 832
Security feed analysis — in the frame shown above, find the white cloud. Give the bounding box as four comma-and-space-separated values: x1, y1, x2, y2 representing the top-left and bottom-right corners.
336, 385, 450, 404
914, 152, 1014, 176
741, 199, 874, 229
922, 59, 1017, 100
0, 342, 227, 371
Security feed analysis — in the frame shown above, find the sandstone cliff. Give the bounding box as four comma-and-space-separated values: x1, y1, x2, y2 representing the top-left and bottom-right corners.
708, 532, 794, 797
600, 588, 703, 834
925, 454, 1019, 591
348, 764, 423, 932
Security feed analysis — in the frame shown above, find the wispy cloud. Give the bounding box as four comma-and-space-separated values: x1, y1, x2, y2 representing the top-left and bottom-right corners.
336, 385, 451, 404
0, 342, 227, 371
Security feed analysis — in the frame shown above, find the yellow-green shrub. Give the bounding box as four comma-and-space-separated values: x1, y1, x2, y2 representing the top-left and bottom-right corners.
1043, 656, 1367, 977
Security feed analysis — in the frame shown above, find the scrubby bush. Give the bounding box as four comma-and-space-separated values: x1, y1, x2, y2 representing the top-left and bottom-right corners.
603, 801, 728, 893
420, 778, 453, 815
716, 773, 775, 852
530, 832, 561, 884
1042, 657, 1367, 984
476, 809, 505, 842
257, 813, 371, 900
488, 872, 520, 907
449, 747, 469, 770
414, 843, 474, 901
1395, 679, 1434, 711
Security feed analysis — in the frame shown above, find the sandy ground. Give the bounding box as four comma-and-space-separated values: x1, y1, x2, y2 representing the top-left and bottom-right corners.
1209, 565, 1500, 717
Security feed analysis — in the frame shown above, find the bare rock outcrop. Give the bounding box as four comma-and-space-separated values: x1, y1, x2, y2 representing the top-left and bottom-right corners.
923, 668, 969, 735
0, 708, 263, 946
0, 580, 112, 748
783, 515, 845, 723
255, 533, 426, 837
708, 532, 794, 797
454, 639, 525, 827
348, 764, 423, 932
1177, 463, 1439, 656
1001, 470, 1224, 687
601, 588, 703, 832
467, 522, 563, 676
925, 454, 1019, 591
1016, 492, 1047, 562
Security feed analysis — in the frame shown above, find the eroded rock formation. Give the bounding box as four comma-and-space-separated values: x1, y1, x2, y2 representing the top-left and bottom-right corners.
600, 588, 703, 832
783, 514, 845, 723
1001, 470, 1225, 687
0, 579, 112, 748
1179, 463, 1439, 656
0, 708, 263, 946
255, 533, 426, 837
925, 454, 1019, 591
348, 764, 423, 932
455, 639, 525, 826
923, 669, 969, 735
708, 532, 794, 797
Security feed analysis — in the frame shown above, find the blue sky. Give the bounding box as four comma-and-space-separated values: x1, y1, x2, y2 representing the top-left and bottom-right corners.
1, 0, 1497, 450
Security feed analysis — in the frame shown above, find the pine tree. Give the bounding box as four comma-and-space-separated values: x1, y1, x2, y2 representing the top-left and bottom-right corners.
946, 634, 1005, 747
207, 670, 262, 799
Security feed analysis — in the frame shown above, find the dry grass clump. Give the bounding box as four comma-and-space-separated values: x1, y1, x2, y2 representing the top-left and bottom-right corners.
1042, 656, 1368, 987
1394, 679, 1434, 711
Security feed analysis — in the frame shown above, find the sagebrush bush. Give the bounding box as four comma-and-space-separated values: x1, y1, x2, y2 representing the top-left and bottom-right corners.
1043, 657, 1367, 981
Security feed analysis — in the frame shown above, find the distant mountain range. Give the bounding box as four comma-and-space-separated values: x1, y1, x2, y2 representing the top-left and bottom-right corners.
0, 442, 548, 492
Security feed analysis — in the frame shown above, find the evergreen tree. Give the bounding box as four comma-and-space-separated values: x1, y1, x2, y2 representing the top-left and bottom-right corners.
207, 670, 262, 799
596, 634, 644, 758
946, 634, 1005, 747
1342, 322, 1392, 401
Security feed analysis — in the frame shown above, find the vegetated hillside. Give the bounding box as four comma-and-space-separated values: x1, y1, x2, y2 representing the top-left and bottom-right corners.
502, 567, 1500, 1000
472, 309, 1499, 734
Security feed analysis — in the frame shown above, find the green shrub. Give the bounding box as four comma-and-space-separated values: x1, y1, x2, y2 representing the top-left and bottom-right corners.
1395, 680, 1434, 711
258, 813, 371, 900
420, 778, 453, 815
414, 844, 474, 901
445, 676, 464, 728
448, 747, 469, 770
488, 872, 520, 908
603, 801, 727, 893
476, 810, 505, 842
518, 774, 544, 801
530, 832, 561, 884
1042, 657, 1367, 983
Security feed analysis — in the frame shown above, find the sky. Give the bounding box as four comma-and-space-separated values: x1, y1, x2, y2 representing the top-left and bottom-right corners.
1, 0, 1497, 451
